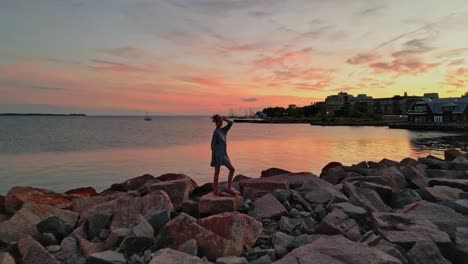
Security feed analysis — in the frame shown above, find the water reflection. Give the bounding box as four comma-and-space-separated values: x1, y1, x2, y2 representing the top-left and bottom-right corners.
1, 130, 466, 194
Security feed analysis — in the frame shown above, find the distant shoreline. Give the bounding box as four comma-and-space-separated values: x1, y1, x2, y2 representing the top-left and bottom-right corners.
0, 113, 86, 116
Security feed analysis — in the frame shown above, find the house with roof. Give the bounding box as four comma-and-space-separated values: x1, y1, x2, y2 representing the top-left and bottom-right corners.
407, 97, 468, 124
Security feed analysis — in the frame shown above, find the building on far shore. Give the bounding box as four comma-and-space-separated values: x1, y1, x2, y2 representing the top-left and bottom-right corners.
324, 91, 421, 115
407, 97, 468, 124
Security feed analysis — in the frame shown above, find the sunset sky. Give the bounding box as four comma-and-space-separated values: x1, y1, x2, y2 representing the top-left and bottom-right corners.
0, 0, 467, 115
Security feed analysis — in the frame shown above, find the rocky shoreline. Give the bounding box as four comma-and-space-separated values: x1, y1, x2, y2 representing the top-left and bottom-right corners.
1, 150, 468, 264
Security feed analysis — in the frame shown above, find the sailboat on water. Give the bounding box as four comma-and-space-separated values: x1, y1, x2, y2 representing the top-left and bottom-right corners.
144, 112, 152, 121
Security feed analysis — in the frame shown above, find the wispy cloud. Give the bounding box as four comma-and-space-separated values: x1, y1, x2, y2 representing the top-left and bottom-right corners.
347, 53, 379, 64
370, 59, 439, 76
100, 46, 148, 59
89, 59, 157, 73
242, 98, 258, 102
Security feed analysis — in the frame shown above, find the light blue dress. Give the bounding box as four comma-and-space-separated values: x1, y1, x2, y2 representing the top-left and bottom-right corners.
210, 120, 233, 167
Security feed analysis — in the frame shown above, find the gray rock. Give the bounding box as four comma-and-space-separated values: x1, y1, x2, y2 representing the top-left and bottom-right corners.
149, 178, 194, 208
343, 182, 391, 212
145, 207, 170, 234
249, 255, 271, 264
419, 157, 468, 170
328, 202, 368, 224
288, 208, 301, 218
368, 238, 408, 264
429, 178, 468, 191
426, 169, 468, 179
272, 235, 402, 264
244, 248, 275, 262
371, 212, 452, 258
272, 232, 293, 258
34, 232, 59, 247
86, 213, 113, 240
313, 205, 327, 221
418, 186, 464, 202
0, 203, 78, 244
455, 227, 468, 264
18, 235, 60, 264
358, 182, 393, 202
399, 165, 428, 189
252, 194, 287, 219
86, 250, 126, 264
54, 236, 86, 264
272, 190, 291, 203
279, 216, 301, 234
216, 256, 248, 264
288, 234, 318, 251
400, 157, 418, 166
441, 199, 468, 215
399, 201, 468, 240
299, 216, 317, 234
302, 178, 348, 205
390, 190, 421, 209
149, 248, 211, 264
460, 192, 468, 199
104, 228, 131, 249
290, 190, 314, 211
239, 180, 289, 200
178, 239, 198, 256
0, 252, 15, 264
131, 214, 154, 238
181, 199, 200, 217
320, 166, 347, 185
98, 229, 110, 240
406, 240, 451, 264
119, 236, 153, 256
317, 209, 361, 241
282, 201, 292, 211
37, 216, 73, 240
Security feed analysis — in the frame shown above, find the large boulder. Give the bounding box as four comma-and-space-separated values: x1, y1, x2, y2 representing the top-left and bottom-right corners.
317, 209, 361, 241
157, 212, 262, 260
343, 183, 391, 212
426, 169, 468, 179
272, 232, 294, 258
442, 199, 468, 215
390, 190, 422, 209
371, 212, 452, 258
261, 168, 291, 178
429, 178, 468, 192
406, 240, 451, 264
64, 187, 97, 198
327, 202, 368, 225
78, 191, 173, 230
320, 166, 347, 185
106, 174, 157, 192
252, 193, 287, 219
18, 235, 60, 264
358, 182, 392, 202
198, 212, 263, 252
199, 193, 244, 216
301, 176, 348, 204
342, 169, 408, 192
0, 203, 78, 244
149, 248, 211, 264
399, 166, 428, 189
417, 186, 464, 202
4, 186, 72, 213
239, 180, 289, 200
149, 179, 193, 207
272, 235, 402, 264
455, 227, 468, 264
399, 201, 468, 240
70, 193, 128, 213
156, 173, 198, 188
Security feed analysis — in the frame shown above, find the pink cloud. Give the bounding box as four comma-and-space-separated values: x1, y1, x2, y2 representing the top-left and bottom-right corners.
369, 59, 439, 75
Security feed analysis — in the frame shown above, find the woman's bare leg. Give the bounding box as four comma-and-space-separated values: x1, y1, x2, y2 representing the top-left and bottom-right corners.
225, 163, 236, 194
213, 166, 221, 195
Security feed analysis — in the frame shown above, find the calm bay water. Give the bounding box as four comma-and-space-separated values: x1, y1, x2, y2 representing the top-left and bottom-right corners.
0, 116, 466, 194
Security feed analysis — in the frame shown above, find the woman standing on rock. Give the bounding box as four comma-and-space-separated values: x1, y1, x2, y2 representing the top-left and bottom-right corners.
210, 114, 236, 196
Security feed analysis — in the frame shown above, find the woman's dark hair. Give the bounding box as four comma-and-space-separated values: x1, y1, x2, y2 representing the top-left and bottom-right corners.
211, 114, 222, 122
